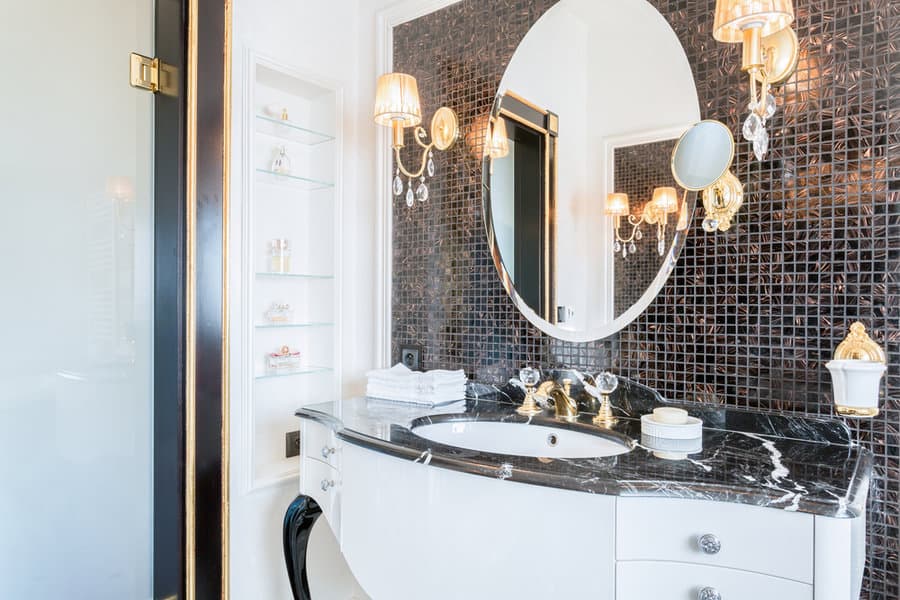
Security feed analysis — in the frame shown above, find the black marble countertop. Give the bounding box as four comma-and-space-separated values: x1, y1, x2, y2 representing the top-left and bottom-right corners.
296, 381, 872, 519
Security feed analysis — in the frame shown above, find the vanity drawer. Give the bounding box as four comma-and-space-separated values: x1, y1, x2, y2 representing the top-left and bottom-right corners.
299, 457, 340, 536
616, 561, 813, 600
301, 420, 340, 468
616, 497, 814, 583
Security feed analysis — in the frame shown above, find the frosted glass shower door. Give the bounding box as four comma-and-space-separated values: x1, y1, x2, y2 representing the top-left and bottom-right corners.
0, 1, 158, 598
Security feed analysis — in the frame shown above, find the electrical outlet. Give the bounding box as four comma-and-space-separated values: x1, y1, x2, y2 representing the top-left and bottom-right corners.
285, 430, 300, 458
400, 345, 423, 370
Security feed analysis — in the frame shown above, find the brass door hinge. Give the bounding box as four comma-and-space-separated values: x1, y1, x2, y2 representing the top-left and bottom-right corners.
130, 52, 178, 96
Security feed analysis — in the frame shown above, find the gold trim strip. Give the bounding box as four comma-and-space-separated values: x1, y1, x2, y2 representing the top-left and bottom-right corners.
221, 0, 233, 597
499, 107, 548, 135
185, 0, 199, 598
503, 89, 550, 116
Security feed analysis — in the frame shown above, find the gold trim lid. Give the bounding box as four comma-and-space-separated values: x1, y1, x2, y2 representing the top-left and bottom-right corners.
834, 322, 886, 363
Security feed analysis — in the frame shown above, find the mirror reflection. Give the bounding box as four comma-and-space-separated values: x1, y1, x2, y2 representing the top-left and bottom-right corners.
483, 0, 701, 342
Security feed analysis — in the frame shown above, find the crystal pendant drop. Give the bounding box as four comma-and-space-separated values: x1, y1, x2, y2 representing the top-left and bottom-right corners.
427, 151, 435, 177
763, 93, 776, 119
634, 229, 643, 241
702, 218, 719, 232
753, 127, 770, 161
392, 171, 403, 197
657, 238, 665, 256
629, 242, 637, 254
622, 246, 628, 258
415, 177, 429, 202
614, 241, 622, 252
405, 184, 414, 207
742, 112, 763, 142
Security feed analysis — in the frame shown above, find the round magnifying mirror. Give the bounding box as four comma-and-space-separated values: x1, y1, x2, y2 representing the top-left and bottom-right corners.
671, 120, 735, 191
482, 0, 700, 343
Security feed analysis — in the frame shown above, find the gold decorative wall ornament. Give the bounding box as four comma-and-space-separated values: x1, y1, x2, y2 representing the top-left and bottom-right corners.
834, 322, 886, 363
374, 72, 459, 207
712, 0, 799, 160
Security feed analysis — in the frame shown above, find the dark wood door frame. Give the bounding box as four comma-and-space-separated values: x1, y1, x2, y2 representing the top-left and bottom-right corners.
153, 0, 228, 598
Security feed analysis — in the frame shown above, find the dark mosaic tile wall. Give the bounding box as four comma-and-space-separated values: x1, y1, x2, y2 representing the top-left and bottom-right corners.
391, 1, 899, 596
612, 139, 680, 316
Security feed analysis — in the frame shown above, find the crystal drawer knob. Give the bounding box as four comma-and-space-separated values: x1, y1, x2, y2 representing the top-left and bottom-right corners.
698, 587, 721, 600
321, 446, 336, 459
698, 533, 721, 554
320, 479, 335, 492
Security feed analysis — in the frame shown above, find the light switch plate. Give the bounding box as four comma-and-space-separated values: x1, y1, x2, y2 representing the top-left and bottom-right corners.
285, 430, 300, 458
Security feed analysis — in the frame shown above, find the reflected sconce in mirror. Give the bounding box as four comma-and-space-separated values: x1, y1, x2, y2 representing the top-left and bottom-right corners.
484, 116, 510, 173
671, 120, 744, 232
374, 72, 459, 207
606, 187, 680, 258
713, 0, 799, 160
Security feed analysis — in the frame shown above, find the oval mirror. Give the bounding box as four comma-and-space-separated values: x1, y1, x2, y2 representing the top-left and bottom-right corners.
671, 120, 735, 191
482, 0, 701, 342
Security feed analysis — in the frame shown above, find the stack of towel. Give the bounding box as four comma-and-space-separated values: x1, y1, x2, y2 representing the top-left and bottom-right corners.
366, 363, 467, 406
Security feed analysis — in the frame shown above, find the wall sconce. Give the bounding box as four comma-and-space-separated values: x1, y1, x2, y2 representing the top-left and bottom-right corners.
713, 0, 799, 160
605, 187, 680, 258
374, 72, 459, 207
826, 322, 887, 418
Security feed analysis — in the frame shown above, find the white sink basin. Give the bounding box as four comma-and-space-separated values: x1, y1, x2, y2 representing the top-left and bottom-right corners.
411, 420, 632, 458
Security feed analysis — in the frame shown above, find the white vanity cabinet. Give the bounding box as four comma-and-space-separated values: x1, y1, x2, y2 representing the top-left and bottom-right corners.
297, 420, 865, 600
299, 420, 341, 537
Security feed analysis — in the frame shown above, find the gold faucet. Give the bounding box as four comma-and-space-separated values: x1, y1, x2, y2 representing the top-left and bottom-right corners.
536, 378, 579, 421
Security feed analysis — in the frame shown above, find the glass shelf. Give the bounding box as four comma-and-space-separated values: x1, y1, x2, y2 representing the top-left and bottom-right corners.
255, 271, 334, 280
255, 322, 334, 329
255, 168, 334, 191
255, 114, 335, 146
255, 365, 333, 380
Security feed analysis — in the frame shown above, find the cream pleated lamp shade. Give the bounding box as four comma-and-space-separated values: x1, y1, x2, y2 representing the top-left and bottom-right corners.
373, 72, 422, 127
713, 0, 794, 42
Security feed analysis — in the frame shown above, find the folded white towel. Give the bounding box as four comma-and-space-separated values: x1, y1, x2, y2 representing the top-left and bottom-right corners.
365, 363, 467, 405
366, 363, 466, 385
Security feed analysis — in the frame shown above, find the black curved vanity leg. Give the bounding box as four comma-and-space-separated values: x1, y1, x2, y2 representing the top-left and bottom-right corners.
283, 494, 322, 600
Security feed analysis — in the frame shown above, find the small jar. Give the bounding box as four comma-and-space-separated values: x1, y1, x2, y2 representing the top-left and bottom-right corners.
264, 302, 294, 323
266, 345, 302, 374
268, 239, 291, 273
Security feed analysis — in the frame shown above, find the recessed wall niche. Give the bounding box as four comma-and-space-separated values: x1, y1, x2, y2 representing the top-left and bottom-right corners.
390, 1, 899, 598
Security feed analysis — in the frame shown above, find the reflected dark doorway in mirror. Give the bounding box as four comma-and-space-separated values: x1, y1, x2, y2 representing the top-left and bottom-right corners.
489, 91, 559, 322
507, 119, 543, 313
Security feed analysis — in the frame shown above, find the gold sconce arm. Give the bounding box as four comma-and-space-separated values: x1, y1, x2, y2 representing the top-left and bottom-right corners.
393, 129, 434, 179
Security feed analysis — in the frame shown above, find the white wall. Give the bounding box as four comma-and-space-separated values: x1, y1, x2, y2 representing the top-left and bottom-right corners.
229, 0, 386, 598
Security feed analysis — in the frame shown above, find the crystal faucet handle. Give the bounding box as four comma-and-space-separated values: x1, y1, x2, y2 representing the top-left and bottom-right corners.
519, 367, 541, 388
596, 371, 619, 395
